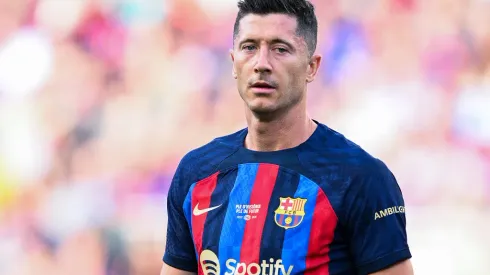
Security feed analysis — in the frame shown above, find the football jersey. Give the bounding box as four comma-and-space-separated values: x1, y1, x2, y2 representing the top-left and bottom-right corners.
163, 122, 411, 275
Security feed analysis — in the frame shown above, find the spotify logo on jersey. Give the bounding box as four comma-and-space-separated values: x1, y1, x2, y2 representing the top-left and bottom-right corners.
199, 249, 294, 275
200, 250, 220, 275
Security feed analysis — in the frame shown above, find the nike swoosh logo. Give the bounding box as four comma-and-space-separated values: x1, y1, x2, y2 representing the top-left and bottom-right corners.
193, 203, 222, 216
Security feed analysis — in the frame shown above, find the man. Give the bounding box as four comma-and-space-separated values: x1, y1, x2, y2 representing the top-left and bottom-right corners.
161, 0, 414, 274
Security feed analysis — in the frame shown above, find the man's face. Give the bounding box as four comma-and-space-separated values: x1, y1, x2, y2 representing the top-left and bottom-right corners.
231, 14, 321, 116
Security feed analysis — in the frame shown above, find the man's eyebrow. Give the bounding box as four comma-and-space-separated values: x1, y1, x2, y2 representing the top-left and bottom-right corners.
270, 38, 295, 49
238, 38, 257, 48
238, 38, 295, 49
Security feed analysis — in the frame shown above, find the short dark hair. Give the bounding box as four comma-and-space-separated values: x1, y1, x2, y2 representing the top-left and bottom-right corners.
233, 0, 318, 56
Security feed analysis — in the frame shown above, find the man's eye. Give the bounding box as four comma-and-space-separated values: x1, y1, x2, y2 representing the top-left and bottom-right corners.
275, 48, 288, 53
243, 45, 256, 51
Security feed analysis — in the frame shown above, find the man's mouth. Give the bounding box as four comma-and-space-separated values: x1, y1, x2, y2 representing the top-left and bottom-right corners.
250, 81, 276, 92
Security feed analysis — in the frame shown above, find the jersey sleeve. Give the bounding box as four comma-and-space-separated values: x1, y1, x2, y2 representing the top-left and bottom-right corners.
343, 160, 411, 275
163, 158, 198, 272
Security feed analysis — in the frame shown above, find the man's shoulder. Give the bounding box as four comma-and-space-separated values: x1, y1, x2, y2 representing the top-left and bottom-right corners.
309, 123, 398, 211
307, 123, 391, 176
175, 128, 246, 182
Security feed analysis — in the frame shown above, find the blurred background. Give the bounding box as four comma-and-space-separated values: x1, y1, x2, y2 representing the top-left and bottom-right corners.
0, 0, 489, 274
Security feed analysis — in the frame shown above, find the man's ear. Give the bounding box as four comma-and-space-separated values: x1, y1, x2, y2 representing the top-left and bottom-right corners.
306, 54, 322, 83
230, 49, 237, 79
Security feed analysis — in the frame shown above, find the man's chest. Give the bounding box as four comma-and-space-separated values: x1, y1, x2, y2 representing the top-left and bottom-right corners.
182, 163, 338, 274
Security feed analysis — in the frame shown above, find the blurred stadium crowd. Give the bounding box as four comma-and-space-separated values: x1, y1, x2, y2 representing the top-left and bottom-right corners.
0, 0, 489, 274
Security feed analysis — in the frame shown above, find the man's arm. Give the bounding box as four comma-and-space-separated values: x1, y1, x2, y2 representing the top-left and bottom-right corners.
343, 159, 412, 275
161, 156, 199, 273
370, 259, 414, 275
160, 263, 196, 275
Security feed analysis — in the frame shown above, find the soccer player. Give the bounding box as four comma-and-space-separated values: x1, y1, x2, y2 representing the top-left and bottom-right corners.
161, 0, 414, 274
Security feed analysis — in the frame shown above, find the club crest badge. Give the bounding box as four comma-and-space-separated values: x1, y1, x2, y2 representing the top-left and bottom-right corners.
274, 197, 307, 229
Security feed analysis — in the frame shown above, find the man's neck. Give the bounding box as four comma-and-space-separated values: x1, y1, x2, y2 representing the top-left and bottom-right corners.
244, 103, 317, 152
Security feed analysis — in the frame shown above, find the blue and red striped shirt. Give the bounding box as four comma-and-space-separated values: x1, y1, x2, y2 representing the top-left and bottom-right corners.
163, 122, 411, 275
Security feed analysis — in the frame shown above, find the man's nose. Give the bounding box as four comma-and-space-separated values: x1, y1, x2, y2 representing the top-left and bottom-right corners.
253, 47, 272, 73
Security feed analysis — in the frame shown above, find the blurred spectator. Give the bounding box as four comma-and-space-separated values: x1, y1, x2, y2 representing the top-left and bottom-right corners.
0, 0, 489, 274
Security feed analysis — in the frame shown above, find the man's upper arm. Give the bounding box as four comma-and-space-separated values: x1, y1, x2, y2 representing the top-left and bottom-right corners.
160, 262, 197, 275
369, 259, 414, 275
163, 158, 198, 272
343, 160, 412, 275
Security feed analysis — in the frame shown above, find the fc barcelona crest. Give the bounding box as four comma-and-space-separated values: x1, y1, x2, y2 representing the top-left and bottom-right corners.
274, 197, 307, 229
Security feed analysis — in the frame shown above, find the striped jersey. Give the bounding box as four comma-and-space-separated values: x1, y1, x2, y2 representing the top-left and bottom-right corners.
163, 122, 411, 275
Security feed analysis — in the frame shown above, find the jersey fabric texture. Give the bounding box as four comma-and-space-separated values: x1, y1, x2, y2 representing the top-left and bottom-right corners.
163, 121, 411, 275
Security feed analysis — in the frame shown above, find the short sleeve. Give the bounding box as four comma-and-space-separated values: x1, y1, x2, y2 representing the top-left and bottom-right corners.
163, 159, 198, 272
343, 160, 411, 275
